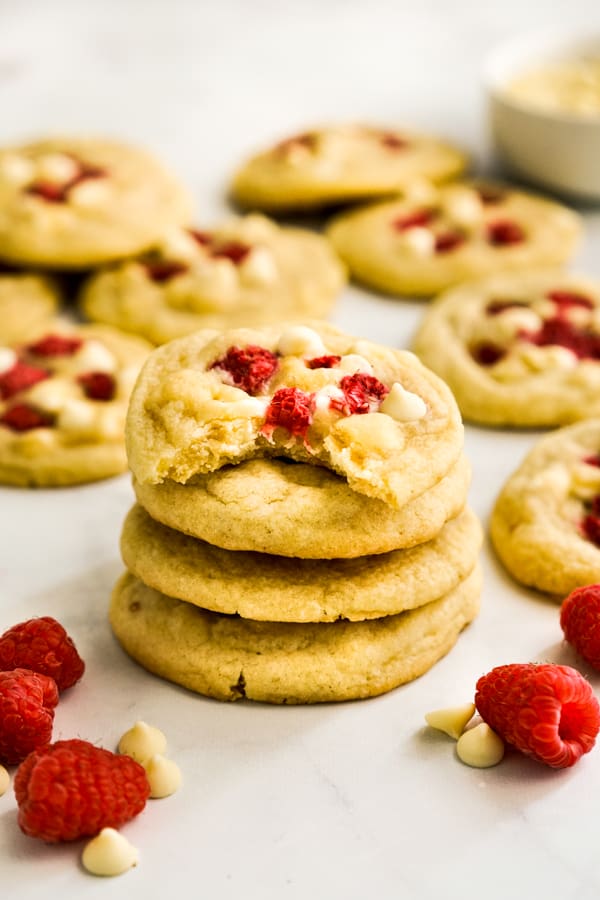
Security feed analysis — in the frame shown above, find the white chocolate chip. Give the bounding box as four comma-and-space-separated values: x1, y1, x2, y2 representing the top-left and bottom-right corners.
456, 723, 505, 768
81, 828, 138, 877
118, 721, 167, 764
531, 462, 572, 494
337, 354, 373, 376
570, 461, 600, 501
403, 178, 439, 206
0, 153, 35, 185
36, 153, 78, 184
277, 325, 326, 358
399, 226, 435, 256
443, 186, 483, 227
491, 307, 543, 341
0, 347, 17, 375
425, 703, 476, 740
236, 214, 276, 241
144, 754, 182, 799
517, 343, 579, 372
207, 258, 238, 296
239, 246, 278, 286
69, 178, 109, 208
73, 340, 117, 374
380, 382, 427, 422
97, 406, 125, 440
26, 377, 78, 413
0, 764, 9, 796
57, 399, 98, 436
159, 228, 201, 262
314, 384, 346, 411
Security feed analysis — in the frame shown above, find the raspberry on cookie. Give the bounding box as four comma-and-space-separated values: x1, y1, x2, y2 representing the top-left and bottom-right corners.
0, 322, 151, 486
0, 137, 192, 268
125, 322, 464, 510
326, 181, 581, 297
413, 271, 600, 426
231, 124, 467, 211
491, 418, 600, 596
80, 215, 346, 344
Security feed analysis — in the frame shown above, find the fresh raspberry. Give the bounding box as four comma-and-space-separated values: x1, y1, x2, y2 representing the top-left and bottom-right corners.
143, 259, 189, 283
77, 371, 116, 401
330, 373, 389, 416
392, 209, 436, 231
262, 387, 314, 438
434, 231, 465, 253
305, 354, 341, 369
210, 345, 279, 395
475, 663, 600, 768
0, 669, 58, 766
0, 360, 49, 400
26, 334, 83, 357
547, 290, 594, 312
521, 318, 600, 360
486, 299, 529, 316
471, 341, 506, 366
14, 739, 150, 842
487, 220, 525, 246
0, 404, 54, 432
561, 585, 600, 670
0, 616, 85, 691
211, 241, 251, 265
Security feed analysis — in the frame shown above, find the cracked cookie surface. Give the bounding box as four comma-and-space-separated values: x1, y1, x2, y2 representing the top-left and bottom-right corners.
126, 322, 464, 510
326, 181, 580, 297
109, 566, 481, 704
491, 419, 600, 596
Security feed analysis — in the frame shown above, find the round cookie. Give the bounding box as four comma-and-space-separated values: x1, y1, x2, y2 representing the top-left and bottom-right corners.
413, 271, 600, 427
109, 566, 482, 704
121, 504, 482, 622
133, 454, 470, 559
0, 271, 61, 343
126, 322, 464, 510
80, 215, 346, 344
490, 419, 600, 597
326, 181, 581, 297
231, 124, 467, 211
0, 137, 192, 268
0, 322, 151, 486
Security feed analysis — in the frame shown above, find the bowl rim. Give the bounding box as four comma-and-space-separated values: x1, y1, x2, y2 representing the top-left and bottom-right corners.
484, 27, 600, 125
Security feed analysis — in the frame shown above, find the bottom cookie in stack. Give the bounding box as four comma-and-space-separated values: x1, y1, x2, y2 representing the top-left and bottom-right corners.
110, 458, 482, 704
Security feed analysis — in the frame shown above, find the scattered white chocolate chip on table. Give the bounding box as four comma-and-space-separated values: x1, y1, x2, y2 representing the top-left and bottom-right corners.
144, 754, 183, 799
81, 828, 139, 877
425, 703, 476, 740
118, 720, 167, 764
456, 723, 505, 768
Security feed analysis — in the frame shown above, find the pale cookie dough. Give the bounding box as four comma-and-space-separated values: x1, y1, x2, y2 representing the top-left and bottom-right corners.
0, 322, 151, 486
126, 322, 464, 510
109, 566, 482, 704
0, 271, 61, 343
231, 124, 467, 211
326, 181, 581, 297
490, 418, 600, 597
80, 215, 346, 344
121, 504, 482, 622
133, 454, 470, 559
0, 137, 192, 268
413, 271, 600, 426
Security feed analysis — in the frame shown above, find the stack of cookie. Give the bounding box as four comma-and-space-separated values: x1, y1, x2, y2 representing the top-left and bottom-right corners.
110, 321, 482, 704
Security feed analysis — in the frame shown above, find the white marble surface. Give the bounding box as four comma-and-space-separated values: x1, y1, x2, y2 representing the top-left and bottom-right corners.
2, 1, 600, 897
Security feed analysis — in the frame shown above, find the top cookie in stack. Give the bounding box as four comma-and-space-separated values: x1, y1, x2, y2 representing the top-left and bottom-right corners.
110, 321, 482, 704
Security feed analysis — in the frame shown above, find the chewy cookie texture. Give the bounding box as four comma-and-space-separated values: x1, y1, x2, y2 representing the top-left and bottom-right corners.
113, 322, 482, 703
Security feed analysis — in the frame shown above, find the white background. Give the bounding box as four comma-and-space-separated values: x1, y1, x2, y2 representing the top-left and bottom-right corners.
2, 1, 600, 898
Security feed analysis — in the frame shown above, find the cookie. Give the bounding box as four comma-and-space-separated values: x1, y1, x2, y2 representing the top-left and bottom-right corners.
109, 566, 482, 704
126, 322, 464, 510
80, 215, 346, 344
0, 271, 61, 343
0, 137, 192, 268
413, 271, 600, 426
326, 181, 581, 297
133, 454, 470, 558
121, 504, 482, 622
231, 124, 467, 211
490, 419, 600, 597
0, 322, 151, 486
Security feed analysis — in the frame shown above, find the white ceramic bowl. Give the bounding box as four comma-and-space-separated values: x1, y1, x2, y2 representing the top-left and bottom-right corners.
486, 30, 600, 201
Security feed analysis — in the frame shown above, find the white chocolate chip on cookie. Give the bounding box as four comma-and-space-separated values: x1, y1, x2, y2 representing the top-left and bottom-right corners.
456, 723, 505, 768
338, 354, 374, 376
81, 828, 138, 877
0, 347, 17, 375
36, 152, 78, 184
73, 340, 117, 374
425, 702, 476, 739
239, 246, 278, 286
0, 153, 35, 185
278, 325, 326, 358
380, 383, 427, 422
400, 226, 435, 256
